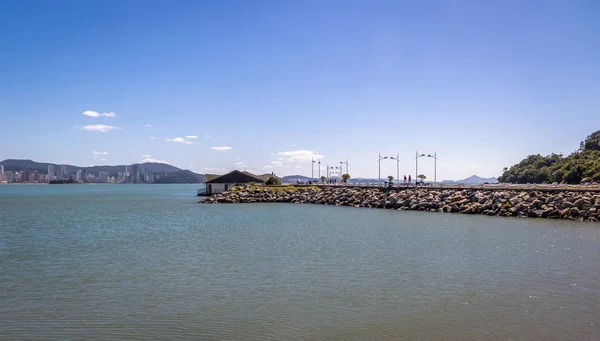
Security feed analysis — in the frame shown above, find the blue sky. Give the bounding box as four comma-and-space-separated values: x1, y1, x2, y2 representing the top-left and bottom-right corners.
1, 0, 599, 180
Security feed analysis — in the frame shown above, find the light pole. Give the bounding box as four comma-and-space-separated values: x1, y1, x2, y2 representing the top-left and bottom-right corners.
379, 153, 399, 183
378, 153, 387, 181
415, 151, 438, 185
311, 158, 315, 179
340, 159, 348, 175
428, 152, 437, 185
318, 160, 321, 179
416, 151, 425, 186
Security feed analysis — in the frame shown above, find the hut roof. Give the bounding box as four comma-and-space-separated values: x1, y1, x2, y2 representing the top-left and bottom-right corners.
205, 170, 266, 184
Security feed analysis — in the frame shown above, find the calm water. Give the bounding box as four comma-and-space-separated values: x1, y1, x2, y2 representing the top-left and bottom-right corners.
1, 184, 599, 340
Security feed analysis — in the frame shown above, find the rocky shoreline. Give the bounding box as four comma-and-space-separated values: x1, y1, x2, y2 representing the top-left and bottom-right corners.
199, 186, 600, 222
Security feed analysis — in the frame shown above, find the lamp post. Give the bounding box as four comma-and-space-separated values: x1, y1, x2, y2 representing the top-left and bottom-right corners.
416, 151, 425, 186
311, 158, 315, 180
415, 151, 438, 185
318, 160, 321, 179
340, 159, 348, 175
378, 153, 387, 181
379, 153, 399, 183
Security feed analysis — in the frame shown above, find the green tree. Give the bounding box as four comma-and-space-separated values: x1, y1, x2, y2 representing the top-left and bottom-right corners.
387, 175, 394, 183
320, 176, 326, 182
265, 177, 281, 185
584, 131, 600, 151
498, 130, 600, 184
417, 174, 426, 182
341, 174, 350, 183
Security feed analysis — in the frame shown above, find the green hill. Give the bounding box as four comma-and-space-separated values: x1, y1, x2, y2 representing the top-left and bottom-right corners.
498, 130, 600, 184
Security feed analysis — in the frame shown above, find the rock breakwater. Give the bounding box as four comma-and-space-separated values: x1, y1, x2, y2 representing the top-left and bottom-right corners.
199, 187, 600, 222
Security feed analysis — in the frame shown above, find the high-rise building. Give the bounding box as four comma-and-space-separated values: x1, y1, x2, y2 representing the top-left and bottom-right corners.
98, 171, 109, 183
60, 164, 67, 179
76, 170, 83, 182
22, 170, 30, 183
47, 164, 55, 180
0, 163, 4, 182
132, 164, 139, 183
5, 171, 14, 183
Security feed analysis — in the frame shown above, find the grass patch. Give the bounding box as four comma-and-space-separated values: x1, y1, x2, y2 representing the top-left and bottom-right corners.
232, 185, 321, 192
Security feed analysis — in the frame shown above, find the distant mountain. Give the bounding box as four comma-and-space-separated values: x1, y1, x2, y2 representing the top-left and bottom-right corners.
280, 175, 314, 183
153, 170, 205, 183
0, 159, 202, 181
442, 175, 498, 185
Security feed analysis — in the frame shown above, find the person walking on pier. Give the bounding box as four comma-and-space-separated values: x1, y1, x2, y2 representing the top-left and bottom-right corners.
404, 175, 407, 185
408, 174, 412, 186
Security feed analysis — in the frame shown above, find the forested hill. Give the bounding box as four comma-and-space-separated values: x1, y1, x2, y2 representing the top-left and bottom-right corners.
0, 159, 182, 177
498, 130, 600, 184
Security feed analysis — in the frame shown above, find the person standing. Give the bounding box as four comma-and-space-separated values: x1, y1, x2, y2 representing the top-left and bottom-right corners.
404, 175, 407, 185
408, 174, 412, 186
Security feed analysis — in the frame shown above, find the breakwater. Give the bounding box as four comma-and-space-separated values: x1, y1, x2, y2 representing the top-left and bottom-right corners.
199, 186, 600, 222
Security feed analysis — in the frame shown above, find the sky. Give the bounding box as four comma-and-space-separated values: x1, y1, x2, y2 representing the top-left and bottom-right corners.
1, 0, 599, 180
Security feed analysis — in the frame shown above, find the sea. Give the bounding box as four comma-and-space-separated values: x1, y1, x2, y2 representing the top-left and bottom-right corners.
0, 184, 598, 340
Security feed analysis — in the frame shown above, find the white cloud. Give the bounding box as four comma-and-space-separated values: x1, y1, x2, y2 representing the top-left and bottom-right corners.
205, 134, 211, 139
150, 137, 156, 140
291, 144, 297, 147
141, 154, 151, 158
93, 151, 108, 155
145, 124, 152, 127
296, 165, 301, 168
263, 165, 273, 169
82, 110, 100, 118
271, 161, 283, 167
99, 158, 107, 161
189, 165, 195, 169
82, 110, 118, 118
185, 135, 198, 139
210, 146, 232, 152
81, 124, 118, 132
204, 167, 219, 172
277, 150, 323, 162
166, 137, 193, 144
278, 157, 284, 161
141, 158, 169, 164
269, 153, 276, 156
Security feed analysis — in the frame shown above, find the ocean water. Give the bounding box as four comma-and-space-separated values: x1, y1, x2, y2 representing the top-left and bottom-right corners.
1, 184, 599, 340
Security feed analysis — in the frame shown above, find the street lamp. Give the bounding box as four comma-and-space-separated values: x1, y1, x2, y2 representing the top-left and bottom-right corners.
378, 153, 399, 182
340, 159, 348, 175
318, 159, 321, 179
415, 151, 438, 186
311, 158, 315, 179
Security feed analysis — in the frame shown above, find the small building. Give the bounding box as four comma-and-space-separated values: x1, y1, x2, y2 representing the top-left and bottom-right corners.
204, 170, 266, 195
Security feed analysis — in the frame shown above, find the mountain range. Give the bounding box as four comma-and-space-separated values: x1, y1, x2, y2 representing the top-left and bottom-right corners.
441, 175, 498, 185
0, 159, 205, 183
280, 174, 497, 184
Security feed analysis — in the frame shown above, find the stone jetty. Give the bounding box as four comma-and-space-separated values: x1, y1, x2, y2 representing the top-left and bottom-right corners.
199, 186, 600, 222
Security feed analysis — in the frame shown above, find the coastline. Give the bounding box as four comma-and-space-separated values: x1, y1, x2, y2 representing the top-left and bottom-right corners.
199, 186, 600, 222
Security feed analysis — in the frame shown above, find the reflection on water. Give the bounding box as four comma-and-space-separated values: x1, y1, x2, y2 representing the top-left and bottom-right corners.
0, 185, 598, 340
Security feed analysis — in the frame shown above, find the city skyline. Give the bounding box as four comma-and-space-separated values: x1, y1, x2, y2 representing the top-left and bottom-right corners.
1, 1, 599, 180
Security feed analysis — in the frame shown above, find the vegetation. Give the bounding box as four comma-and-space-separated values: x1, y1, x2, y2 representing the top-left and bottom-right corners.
265, 176, 282, 185
233, 185, 320, 192
154, 170, 205, 183
49, 179, 78, 184
341, 174, 350, 183
417, 174, 426, 182
387, 175, 394, 183
498, 130, 600, 184
320, 176, 326, 182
